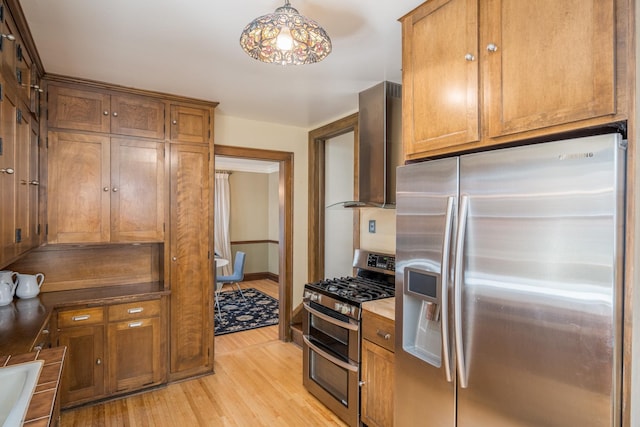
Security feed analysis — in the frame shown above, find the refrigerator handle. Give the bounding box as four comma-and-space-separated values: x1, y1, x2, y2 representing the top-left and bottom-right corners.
440, 196, 455, 383
454, 195, 469, 388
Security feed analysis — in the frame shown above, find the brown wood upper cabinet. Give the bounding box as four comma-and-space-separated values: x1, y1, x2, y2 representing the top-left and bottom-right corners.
170, 105, 210, 144
48, 84, 165, 139
47, 132, 165, 244
401, 0, 619, 160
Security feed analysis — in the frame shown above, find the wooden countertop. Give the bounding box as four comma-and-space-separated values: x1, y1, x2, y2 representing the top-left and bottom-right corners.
362, 297, 395, 321
0, 282, 168, 357
0, 347, 66, 426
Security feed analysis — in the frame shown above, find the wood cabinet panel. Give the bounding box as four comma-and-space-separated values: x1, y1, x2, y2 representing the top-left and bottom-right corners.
362, 312, 395, 353
58, 324, 106, 407
169, 143, 211, 378
48, 85, 110, 133
361, 339, 395, 427
484, 0, 615, 137
110, 94, 165, 139
170, 105, 210, 144
47, 132, 110, 243
108, 299, 161, 321
110, 138, 164, 242
108, 316, 164, 393
0, 80, 17, 262
58, 306, 104, 328
402, 0, 479, 155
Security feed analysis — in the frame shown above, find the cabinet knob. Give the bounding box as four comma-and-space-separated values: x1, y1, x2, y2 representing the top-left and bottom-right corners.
112, 187, 119, 192
486, 43, 499, 52
359, 381, 366, 387
30, 84, 44, 93
29, 180, 40, 186
172, 256, 177, 262
103, 110, 109, 116
112, 112, 118, 117
96, 358, 102, 365
0, 168, 15, 175
172, 120, 177, 125
103, 187, 110, 192
0, 33, 16, 41
464, 53, 475, 61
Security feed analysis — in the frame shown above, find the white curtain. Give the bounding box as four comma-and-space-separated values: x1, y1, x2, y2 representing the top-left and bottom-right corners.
214, 172, 233, 276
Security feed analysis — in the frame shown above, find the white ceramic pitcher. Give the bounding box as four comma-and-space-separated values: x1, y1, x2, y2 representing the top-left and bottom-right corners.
0, 270, 18, 306
16, 273, 45, 299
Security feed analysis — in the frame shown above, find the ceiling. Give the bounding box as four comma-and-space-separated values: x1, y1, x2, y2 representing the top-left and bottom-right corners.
18, 0, 425, 129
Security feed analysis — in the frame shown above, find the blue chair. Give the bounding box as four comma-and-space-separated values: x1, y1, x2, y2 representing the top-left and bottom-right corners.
215, 251, 247, 319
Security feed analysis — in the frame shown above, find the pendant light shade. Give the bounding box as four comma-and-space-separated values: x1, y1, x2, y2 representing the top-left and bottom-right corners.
239, 0, 332, 65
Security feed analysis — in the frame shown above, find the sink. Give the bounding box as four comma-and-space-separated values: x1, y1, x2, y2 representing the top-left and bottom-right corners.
0, 360, 44, 427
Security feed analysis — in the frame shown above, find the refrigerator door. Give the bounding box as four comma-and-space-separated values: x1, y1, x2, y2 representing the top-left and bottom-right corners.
456, 134, 624, 427
396, 157, 458, 426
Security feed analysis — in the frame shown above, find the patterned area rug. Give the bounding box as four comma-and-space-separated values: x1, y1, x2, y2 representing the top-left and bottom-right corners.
215, 288, 279, 336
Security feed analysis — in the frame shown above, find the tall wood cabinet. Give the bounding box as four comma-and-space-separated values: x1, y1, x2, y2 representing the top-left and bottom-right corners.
0, 0, 42, 267
401, 0, 628, 160
168, 140, 213, 380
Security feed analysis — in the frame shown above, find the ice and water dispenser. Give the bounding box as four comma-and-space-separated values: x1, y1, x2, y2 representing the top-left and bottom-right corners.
403, 268, 443, 368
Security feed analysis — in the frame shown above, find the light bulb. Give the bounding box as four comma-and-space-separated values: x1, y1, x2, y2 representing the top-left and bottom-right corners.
276, 26, 293, 51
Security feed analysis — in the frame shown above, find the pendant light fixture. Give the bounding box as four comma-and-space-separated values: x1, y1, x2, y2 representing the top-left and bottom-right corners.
239, 0, 332, 65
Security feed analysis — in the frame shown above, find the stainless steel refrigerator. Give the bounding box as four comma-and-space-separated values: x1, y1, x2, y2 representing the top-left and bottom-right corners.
395, 133, 625, 427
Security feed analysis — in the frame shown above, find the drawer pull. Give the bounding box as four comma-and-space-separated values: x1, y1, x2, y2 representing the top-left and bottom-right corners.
128, 321, 143, 328
72, 315, 91, 322
376, 329, 391, 340
127, 307, 144, 314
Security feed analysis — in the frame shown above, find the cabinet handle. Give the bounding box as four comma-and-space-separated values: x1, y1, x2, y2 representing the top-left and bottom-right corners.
486, 43, 499, 52
103, 187, 110, 192
72, 315, 91, 322
128, 321, 143, 328
29, 180, 40, 185
0, 33, 16, 41
464, 53, 475, 61
42, 329, 50, 334
376, 329, 391, 340
30, 84, 44, 93
33, 345, 43, 351
112, 187, 118, 192
128, 307, 144, 314
0, 168, 15, 174
112, 112, 118, 117
172, 120, 177, 125
359, 380, 366, 387
103, 110, 109, 116
96, 358, 102, 365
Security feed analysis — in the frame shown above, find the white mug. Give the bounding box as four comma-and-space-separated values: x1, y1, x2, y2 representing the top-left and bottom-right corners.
16, 273, 45, 299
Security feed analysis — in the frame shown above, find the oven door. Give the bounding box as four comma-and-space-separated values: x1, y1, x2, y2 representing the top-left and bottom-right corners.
303, 301, 360, 426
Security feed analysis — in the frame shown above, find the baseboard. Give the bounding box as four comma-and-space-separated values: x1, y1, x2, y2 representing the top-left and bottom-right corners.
243, 272, 279, 282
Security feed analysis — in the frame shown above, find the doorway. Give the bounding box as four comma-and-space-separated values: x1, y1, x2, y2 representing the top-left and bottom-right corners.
214, 145, 293, 341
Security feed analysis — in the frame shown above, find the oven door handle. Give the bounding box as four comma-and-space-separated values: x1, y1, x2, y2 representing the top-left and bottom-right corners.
303, 302, 359, 331
303, 335, 358, 373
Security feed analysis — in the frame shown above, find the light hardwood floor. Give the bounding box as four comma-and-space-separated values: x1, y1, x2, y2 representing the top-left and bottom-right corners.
61, 280, 348, 426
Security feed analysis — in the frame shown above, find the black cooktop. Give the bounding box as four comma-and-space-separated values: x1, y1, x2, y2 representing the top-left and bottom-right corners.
306, 275, 395, 303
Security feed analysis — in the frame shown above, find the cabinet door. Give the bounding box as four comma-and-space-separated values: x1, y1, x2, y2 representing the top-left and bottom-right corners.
484, 0, 615, 137
48, 85, 110, 133
361, 339, 395, 427
110, 94, 165, 139
169, 143, 212, 378
0, 84, 17, 263
110, 138, 164, 242
170, 105, 210, 144
15, 102, 34, 253
402, 0, 479, 159
48, 132, 110, 243
58, 325, 105, 407
108, 316, 164, 393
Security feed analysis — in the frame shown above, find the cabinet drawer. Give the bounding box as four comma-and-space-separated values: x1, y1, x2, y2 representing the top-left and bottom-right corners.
362, 313, 395, 353
108, 299, 161, 322
58, 307, 104, 328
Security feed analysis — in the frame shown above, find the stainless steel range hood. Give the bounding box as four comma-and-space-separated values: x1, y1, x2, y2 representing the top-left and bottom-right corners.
340, 81, 402, 208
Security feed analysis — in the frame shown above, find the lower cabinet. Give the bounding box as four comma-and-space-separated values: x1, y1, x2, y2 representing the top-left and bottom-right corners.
56, 297, 166, 408
361, 309, 395, 427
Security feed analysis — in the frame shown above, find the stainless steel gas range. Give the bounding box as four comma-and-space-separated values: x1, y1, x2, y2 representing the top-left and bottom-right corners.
302, 249, 395, 427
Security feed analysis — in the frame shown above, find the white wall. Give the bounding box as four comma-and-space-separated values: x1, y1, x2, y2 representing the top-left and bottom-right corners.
214, 113, 308, 305
324, 132, 355, 278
